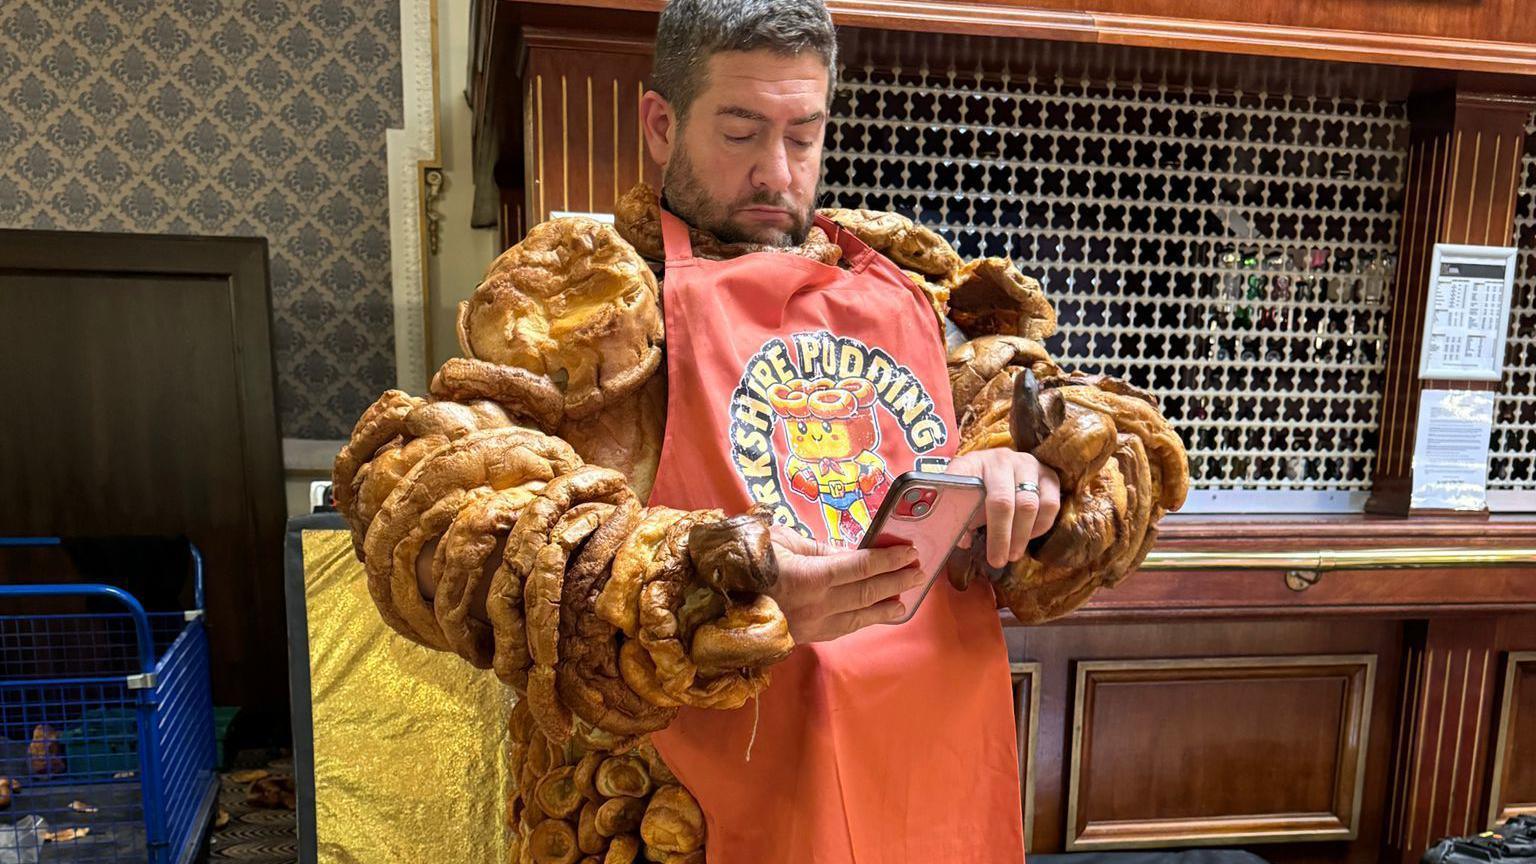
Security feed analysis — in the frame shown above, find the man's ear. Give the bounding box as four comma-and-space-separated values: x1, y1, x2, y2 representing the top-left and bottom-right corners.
639, 90, 677, 169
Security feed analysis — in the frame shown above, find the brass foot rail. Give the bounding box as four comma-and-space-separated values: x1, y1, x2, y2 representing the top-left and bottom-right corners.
1138, 547, 1536, 592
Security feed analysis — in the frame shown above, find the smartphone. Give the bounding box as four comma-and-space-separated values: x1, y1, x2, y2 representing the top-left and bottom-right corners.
858, 471, 986, 624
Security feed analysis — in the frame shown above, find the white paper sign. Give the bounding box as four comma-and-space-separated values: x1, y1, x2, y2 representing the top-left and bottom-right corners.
549, 210, 615, 224
1410, 389, 1495, 511
1418, 244, 1517, 381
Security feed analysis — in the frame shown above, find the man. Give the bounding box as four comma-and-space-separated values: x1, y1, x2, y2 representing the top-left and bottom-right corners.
632, 1, 1059, 859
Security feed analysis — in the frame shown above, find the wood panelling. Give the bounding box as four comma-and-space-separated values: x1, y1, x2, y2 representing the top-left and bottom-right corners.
1073, 563, 1536, 619
1068, 514, 1536, 620
519, 29, 658, 237
1004, 615, 1536, 862
1377, 619, 1536, 864
1366, 93, 1536, 516
837, 26, 1421, 104
498, 0, 1536, 75
1012, 661, 1041, 852
470, 5, 660, 231
1154, 514, 1536, 548
1385, 621, 1504, 862
1007, 620, 1402, 863
1488, 651, 1536, 824
1066, 655, 1375, 850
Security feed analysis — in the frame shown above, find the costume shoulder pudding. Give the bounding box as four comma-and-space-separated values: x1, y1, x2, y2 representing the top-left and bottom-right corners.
331, 186, 1188, 861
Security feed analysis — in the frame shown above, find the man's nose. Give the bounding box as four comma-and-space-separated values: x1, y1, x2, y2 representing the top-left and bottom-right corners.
750, 140, 793, 192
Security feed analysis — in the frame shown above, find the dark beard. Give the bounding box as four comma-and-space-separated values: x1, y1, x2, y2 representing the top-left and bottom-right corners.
662, 144, 818, 247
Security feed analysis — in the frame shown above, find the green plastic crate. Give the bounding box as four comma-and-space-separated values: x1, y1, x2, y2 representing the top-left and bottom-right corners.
59, 707, 138, 775
214, 706, 240, 769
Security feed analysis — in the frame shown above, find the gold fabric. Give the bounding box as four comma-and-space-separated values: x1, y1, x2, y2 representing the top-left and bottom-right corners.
301, 529, 510, 863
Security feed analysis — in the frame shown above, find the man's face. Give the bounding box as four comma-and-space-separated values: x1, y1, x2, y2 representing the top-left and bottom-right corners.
660, 50, 829, 247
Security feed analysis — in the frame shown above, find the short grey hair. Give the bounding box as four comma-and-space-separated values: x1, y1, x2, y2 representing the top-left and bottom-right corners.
651, 0, 838, 122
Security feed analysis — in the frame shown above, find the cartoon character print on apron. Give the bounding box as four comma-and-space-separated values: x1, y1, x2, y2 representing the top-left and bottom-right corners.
645, 203, 1026, 863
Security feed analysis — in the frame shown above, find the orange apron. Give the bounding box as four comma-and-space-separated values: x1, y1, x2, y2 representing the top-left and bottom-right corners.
647, 205, 1025, 863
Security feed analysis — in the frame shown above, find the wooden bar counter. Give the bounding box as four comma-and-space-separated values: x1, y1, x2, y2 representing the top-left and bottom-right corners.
1019, 516, 1536, 861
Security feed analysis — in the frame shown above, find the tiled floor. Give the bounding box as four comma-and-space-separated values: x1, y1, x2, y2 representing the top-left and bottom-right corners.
205, 754, 297, 864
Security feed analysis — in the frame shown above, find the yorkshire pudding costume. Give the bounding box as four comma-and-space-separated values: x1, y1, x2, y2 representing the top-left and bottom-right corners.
333, 183, 1189, 862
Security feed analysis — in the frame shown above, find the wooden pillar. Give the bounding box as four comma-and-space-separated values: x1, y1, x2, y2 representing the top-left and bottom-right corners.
1385, 620, 1502, 863
515, 28, 659, 243
1385, 616, 1536, 864
1366, 91, 1534, 515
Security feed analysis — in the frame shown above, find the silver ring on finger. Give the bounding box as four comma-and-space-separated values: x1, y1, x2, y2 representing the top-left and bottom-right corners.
1015, 480, 1039, 495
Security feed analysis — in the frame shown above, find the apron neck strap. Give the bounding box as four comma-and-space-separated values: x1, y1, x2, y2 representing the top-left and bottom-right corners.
658, 200, 696, 265
814, 213, 878, 272
660, 200, 880, 272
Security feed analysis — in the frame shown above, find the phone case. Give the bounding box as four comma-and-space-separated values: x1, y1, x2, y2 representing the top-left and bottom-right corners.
858, 471, 986, 624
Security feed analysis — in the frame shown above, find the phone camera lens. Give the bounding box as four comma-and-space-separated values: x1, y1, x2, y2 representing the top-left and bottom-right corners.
911, 501, 930, 517
903, 488, 925, 503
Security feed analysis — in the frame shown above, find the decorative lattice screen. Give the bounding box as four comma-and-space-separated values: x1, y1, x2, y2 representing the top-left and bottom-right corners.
822, 64, 1409, 496
1489, 113, 1536, 493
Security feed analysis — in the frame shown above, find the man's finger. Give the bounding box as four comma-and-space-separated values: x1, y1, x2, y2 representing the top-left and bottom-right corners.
1009, 461, 1041, 562
820, 598, 906, 640
982, 461, 1015, 569
771, 524, 829, 555
1032, 466, 1063, 540
823, 544, 918, 587
824, 565, 925, 615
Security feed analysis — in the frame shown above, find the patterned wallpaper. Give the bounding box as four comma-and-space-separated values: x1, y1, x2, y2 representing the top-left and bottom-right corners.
0, 0, 402, 439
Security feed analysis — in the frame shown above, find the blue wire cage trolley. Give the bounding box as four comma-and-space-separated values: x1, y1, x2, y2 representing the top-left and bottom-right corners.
0, 537, 218, 863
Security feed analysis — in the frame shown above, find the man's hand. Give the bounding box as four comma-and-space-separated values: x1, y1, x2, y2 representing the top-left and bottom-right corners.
767, 525, 924, 644
946, 449, 1062, 569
